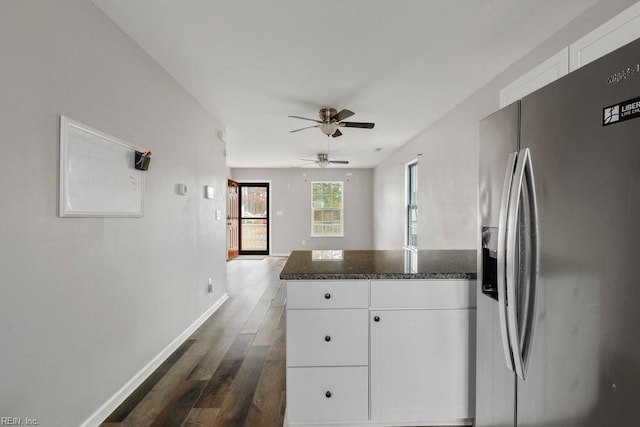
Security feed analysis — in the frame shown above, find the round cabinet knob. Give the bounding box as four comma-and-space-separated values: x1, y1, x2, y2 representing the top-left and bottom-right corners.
374, 316, 380, 322
324, 293, 331, 300
325, 390, 332, 398
324, 335, 331, 342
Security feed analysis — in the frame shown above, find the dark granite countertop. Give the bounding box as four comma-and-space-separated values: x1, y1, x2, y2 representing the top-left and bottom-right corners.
279, 249, 477, 280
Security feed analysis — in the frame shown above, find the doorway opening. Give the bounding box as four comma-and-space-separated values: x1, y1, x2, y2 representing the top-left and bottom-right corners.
239, 182, 269, 255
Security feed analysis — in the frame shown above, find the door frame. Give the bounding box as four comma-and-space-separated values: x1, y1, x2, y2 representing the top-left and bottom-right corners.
227, 179, 240, 260
237, 181, 271, 255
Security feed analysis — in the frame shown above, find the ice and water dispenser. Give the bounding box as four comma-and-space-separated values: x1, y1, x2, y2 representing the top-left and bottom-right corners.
481, 226, 499, 301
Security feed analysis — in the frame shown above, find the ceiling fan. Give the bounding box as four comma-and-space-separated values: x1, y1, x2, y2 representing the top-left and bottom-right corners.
301, 153, 349, 168
289, 107, 375, 138
301, 136, 349, 168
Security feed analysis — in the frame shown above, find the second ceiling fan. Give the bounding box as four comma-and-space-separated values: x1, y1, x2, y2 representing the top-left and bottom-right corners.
289, 108, 375, 138
301, 153, 349, 168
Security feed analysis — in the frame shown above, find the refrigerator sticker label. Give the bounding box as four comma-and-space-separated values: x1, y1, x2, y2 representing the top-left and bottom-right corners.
603, 96, 640, 126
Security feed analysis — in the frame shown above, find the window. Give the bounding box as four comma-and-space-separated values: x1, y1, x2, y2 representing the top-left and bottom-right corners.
311, 181, 344, 237
407, 162, 418, 247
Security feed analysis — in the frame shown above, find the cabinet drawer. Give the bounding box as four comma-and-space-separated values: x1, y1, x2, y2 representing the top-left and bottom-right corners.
287, 280, 369, 309
287, 366, 368, 423
371, 279, 476, 309
286, 309, 368, 367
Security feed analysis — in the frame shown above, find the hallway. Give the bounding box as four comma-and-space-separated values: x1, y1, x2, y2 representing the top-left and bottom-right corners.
101, 257, 287, 427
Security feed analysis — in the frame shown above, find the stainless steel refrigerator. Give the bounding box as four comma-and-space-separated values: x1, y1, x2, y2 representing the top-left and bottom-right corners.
477, 37, 640, 426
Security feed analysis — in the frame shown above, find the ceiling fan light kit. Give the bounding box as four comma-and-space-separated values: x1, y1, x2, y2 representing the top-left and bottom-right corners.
317, 153, 330, 168
320, 122, 339, 136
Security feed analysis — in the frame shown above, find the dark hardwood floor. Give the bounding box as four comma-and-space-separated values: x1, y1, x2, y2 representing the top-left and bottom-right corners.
101, 257, 287, 427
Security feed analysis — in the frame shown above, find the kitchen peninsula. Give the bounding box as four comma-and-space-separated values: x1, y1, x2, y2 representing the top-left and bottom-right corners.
280, 249, 477, 426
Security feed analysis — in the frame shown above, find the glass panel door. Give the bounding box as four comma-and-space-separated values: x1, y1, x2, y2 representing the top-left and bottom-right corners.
239, 183, 269, 254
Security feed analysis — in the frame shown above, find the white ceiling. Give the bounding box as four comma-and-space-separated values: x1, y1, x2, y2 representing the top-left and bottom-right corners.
92, 0, 597, 168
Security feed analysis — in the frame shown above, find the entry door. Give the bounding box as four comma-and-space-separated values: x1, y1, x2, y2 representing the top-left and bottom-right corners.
227, 179, 239, 260
239, 183, 269, 255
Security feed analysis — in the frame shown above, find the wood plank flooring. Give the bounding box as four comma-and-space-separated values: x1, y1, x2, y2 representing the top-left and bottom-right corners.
101, 257, 288, 427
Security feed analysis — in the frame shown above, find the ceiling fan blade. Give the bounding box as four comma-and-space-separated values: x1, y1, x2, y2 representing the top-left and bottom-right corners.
329, 160, 349, 164
331, 129, 343, 138
290, 124, 320, 133
340, 121, 375, 129
288, 115, 322, 123
331, 109, 355, 122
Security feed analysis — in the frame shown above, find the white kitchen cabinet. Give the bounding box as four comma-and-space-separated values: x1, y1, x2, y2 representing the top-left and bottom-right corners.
369, 279, 476, 424
499, 48, 569, 108
569, 1, 640, 71
370, 308, 476, 423
500, 2, 640, 107
286, 280, 370, 425
285, 278, 476, 426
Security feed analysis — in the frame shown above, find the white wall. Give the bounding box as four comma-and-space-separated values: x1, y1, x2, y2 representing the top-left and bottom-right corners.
231, 168, 373, 254
373, 0, 638, 250
0, 1, 228, 425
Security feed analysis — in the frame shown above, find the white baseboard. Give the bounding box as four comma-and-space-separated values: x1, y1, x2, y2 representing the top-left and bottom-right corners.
270, 252, 290, 257
79, 293, 229, 427
286, 419, 471, 427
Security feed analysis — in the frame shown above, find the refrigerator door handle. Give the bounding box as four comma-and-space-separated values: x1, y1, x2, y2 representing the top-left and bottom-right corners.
497, 151, 518, 372
506, 147, 539, 380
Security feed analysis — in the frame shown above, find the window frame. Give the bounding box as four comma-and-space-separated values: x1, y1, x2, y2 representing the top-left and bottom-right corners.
406, 161, 418, 249
310, 180, 345, 238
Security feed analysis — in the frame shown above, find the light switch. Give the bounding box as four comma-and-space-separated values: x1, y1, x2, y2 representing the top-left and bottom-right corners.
204, 185, 215, 199
215, 209, 221, 220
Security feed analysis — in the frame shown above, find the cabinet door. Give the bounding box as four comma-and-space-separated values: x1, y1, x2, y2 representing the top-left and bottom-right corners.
569, 2, 640, 71
370, 309, 476, 422
499, 48, 569, 108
